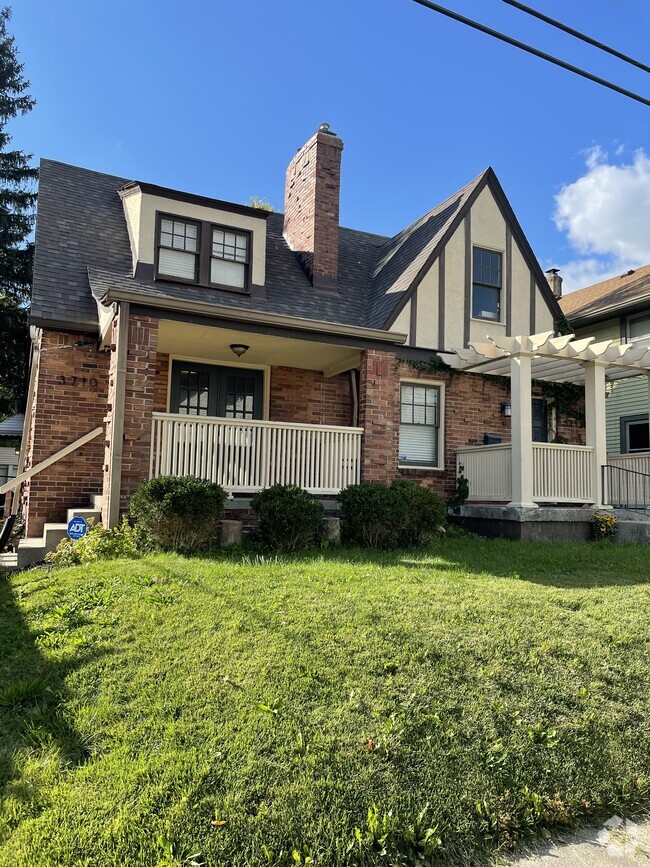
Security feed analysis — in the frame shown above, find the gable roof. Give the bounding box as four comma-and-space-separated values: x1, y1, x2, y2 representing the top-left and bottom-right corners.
31, 158, 561, 337
560, 264, 650, 323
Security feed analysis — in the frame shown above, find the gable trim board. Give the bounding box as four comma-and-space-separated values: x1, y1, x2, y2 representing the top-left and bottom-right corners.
383, 168, 562, 338
505, 226, 512, 333
438, 251, 445, 349
463, 213, 472, 346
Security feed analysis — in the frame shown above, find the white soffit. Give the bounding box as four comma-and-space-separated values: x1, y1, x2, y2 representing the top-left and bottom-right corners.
449, 332, 650, 384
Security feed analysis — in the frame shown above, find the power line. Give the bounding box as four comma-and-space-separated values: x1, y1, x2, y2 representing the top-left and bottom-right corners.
409, 0, 650, 108
502, 0, 650, 75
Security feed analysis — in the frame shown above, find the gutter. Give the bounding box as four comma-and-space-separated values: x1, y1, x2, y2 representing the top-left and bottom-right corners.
104, 287, 408, 346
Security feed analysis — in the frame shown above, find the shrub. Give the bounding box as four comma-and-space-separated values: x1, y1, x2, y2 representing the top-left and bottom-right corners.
339, 481, 446, 549
129, 476, 227, 552
250, 484, 324, 551
337, 483, 397, 548
390, 479, 446, 545
449, 464, 470, 510
46, 519, 150, 566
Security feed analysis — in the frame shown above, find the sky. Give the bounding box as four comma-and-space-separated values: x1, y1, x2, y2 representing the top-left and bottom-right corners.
9, 0, 650, 294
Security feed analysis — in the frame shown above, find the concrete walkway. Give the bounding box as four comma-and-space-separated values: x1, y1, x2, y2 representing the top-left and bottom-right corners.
508, 816, 650, 865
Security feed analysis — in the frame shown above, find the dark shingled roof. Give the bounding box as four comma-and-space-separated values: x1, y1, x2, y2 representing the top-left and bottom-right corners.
32, 159, 552, 336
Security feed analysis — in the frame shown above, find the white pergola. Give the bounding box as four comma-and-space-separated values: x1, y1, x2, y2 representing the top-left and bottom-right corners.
449, 331, 650, 509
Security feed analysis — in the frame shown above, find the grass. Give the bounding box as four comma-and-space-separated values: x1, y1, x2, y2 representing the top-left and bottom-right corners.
0, 537, 649, 866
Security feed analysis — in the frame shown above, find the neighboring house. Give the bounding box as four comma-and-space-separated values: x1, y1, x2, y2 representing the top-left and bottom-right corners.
0, 414, 22, 507
561, 265, 650, 457
7, 124, 574, 541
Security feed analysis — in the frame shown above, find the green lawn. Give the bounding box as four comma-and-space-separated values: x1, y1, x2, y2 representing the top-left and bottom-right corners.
1, 538, 649, 866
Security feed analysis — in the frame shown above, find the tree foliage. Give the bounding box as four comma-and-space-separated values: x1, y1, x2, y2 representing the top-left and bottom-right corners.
0, 6, 37, 420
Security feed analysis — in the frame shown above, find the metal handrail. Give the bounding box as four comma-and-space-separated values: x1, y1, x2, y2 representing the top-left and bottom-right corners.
602, 463, 650, 514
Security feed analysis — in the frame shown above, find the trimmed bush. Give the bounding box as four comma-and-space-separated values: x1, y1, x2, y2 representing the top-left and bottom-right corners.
129, 476, 227, 552
390, 479, 446, 545
46, 519, 150, 566
338, 481, 446, 548
337, 483, 396, 548
250, 484, 324, 551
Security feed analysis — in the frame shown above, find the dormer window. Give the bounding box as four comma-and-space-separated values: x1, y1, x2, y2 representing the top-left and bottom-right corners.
154, 212, 251, 292
211, 227, 250, 290
157, 217, 200, 281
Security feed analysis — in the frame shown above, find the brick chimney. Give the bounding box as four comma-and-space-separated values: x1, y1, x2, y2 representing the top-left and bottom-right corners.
283, 123, 343, 292
545, 268, 563, 298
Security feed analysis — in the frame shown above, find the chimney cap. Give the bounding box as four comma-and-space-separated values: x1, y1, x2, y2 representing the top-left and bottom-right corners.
318, 122, 337, 136
546, 268, 560, 275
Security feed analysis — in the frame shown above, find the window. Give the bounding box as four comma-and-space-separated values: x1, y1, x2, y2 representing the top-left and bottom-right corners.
157, 218, 199, 281
0, 464, 17, 487
155, 213, 252, 292
399, 383, 441, 467
621, 415, 650, 453
211, 227, 249, 290
627, 313, 650, 343
472, 247, 502, 321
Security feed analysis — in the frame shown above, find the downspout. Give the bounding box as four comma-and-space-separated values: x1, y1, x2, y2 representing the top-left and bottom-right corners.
11, 328, 41, 516
106, 301, 129, 528
350, 368, 359, 427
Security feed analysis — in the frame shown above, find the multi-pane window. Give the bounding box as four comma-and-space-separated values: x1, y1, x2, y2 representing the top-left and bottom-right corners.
158, 218, 199, 281
472, 247, 502, 321
223, 373, 256, 419
211, 228, 249, 289
398, 383, 440, 467
177, 368, 210, 416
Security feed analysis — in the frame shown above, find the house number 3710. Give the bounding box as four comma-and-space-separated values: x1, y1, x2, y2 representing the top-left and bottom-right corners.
57, 375, 98, 388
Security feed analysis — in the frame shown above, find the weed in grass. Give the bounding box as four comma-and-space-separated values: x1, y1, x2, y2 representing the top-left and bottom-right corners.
0, 677, 51, 709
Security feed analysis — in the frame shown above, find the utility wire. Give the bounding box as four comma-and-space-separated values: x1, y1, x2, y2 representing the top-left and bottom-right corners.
502, 0, 650, 75
409, 0, 650, 108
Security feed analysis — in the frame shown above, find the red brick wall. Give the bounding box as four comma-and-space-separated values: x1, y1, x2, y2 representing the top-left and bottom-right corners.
119, 314, 159, 514
154, 353, 170, 413
269, 366, 352, 426
21, 330, 109, 537
358, 349, 586, 500
283, 129, 343, 287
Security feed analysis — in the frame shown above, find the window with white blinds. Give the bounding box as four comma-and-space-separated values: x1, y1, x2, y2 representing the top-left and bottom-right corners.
157, 218, 199, 280
399, 383, 440, 467
211, 227, 249, 289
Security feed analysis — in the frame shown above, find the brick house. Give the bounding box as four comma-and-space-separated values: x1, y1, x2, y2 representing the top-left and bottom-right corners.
12, 123, 634, 551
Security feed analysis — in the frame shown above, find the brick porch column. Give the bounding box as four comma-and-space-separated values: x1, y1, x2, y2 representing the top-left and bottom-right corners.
358, 349, 400, 485
103, 310, 159, 525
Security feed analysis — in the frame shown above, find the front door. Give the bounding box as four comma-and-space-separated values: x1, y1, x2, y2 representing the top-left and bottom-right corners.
169, 360, 263, 419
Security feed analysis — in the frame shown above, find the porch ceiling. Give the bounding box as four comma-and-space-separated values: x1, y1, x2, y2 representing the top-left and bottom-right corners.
449, 331, 650, 384
157, 320, 360, 377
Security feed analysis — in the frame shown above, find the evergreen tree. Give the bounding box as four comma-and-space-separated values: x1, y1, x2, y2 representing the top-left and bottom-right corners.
0, 6, 37, 420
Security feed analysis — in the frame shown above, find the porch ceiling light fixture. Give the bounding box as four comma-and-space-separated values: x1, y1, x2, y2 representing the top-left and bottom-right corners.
229, 343, 249, 358
500, 401, 512, 417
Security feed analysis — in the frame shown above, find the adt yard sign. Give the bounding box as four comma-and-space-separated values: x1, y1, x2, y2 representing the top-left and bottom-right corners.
67, 516, 88, 540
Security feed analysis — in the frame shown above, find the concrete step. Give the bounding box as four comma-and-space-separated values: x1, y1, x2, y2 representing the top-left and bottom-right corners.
43, 523, 70, 549
16, 538, 48, 569
66, 508, 101, 525
0, 552, 18, 572
89, 494, 104, 510
617, 520, 650, 544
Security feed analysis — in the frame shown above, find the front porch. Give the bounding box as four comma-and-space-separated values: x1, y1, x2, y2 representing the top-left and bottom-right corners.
450, 331, 650, 528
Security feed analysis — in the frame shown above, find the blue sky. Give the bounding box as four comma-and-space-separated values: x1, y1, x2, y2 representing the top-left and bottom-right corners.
10, 0, 650, 292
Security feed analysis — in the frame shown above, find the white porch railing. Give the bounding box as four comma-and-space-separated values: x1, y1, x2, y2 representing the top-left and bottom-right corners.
456, 442, 595, 504
607, 452, 650, 476
532, 443, 594, 502
455, 444, 512, 501
150, 413, 363, 495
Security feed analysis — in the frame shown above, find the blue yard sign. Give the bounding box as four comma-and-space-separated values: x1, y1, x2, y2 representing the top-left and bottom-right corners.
67, 516, 88, 540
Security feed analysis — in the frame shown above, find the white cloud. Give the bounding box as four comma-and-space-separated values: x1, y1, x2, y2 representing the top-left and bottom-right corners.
553, 148, 650, 293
